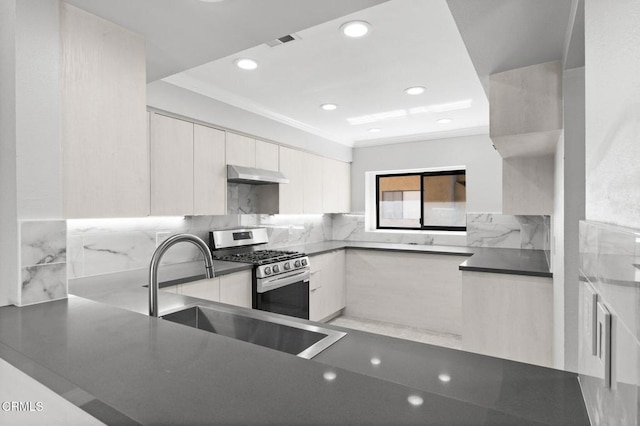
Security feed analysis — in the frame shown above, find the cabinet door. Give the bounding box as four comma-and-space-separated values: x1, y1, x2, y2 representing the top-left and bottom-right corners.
322, 158, 351, 213
219, 271, 252, 308
279, 146, 305, 214
61, 4, 148, 218
161, 284, 181, 294
309, 251, 345, 322
325, 250, 346, 313
180, 278, 220, 302
322, 158, 339, 213
309, 269, 324, 322
337, 161, 351, 213
194, 124, 226, 215
303, 153, 323, 213
255, 140, 279, 171
150, 113, 194, 216
226, 132, 255, 167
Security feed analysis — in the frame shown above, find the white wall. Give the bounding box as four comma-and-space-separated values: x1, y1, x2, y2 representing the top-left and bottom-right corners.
552, 67, 586, 373
350, 134, 502, 213
147, 80, 352, 163
552, 133, 565, 370
585, 0, 640, 229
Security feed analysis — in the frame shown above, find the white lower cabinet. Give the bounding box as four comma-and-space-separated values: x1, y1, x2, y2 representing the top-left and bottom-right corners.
180, 278, 220, 301
309, 250, 346, 322
219, 270, 252, 308
160, 270, 251, 309
461, 270, 553, 367
345, 249, 463, 335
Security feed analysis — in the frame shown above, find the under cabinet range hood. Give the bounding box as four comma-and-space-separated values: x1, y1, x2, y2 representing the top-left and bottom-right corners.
227, 165, 289, 185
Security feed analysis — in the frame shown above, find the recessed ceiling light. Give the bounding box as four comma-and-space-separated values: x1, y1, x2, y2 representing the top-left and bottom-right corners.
437, 118, 453, 124
321, 103, 337, 111
368, 128, 381, 133
235, 58, 258, 70
199, 0, 224, 3
404, 86, 425, 95
340, 21, 371, 38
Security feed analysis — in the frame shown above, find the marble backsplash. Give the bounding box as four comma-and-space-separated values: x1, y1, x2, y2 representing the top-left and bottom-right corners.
19, 220, 67, 306
65, 212, 550, 283
578, 220, 640, 425
67, 214, 331, 279
332, 214, 467, 245
332, 213, 550, 250
466, 214, 550, 250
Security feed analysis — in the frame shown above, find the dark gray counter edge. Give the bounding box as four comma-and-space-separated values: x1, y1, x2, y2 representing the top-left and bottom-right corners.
291, 241, 552, 278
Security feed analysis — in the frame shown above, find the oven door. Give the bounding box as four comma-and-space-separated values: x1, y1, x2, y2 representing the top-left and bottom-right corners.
254, 269, 310, 320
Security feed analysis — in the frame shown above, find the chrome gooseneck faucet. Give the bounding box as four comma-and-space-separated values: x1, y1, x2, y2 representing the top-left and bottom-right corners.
149, 234, 214, 317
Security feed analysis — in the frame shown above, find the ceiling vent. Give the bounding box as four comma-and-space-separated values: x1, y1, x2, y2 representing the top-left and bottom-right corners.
266, 33, 301, 47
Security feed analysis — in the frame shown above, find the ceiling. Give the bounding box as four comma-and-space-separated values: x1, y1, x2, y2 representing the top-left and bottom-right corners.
64, 0, 387, 82
66, 0, 574, 149
164, 0, 489, 147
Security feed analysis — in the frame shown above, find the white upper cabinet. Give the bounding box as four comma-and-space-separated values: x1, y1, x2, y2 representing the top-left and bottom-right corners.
226, 132, 256, 167
194, 124, 226, 215
322, 158, 351, 213
150, 114, 194, 216
61, 3, 148, 218
303, 153, 323, 213
255, 140, 279, 172
279, 146, 305, 214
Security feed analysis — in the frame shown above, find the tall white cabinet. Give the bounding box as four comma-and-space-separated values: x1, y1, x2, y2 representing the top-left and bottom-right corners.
61, 3, 148, 218
194, 125, 226, 215
279, 146, 305, 214
149, 114, 226, 216
322, 158, 350, 213
150, 114, 194, 216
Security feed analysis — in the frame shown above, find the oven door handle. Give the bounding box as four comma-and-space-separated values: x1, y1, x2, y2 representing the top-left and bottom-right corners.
257, 269, 310, 293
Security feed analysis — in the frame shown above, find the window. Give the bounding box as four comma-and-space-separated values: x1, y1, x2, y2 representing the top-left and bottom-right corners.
376, 170, 466, 231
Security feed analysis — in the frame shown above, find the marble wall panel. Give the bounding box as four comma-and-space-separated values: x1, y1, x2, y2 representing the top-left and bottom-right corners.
331, 214, 467, 246
19, 220, 67, 305
579, 220, 640, 425
67, 214, 331, 280
466, 213, 550, 250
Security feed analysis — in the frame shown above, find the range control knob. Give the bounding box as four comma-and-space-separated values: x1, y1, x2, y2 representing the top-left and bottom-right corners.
294, 260, 301, 268
272, 265, 280, 273
264, 267, 272, 275
284, 262, 291, 271
301, 258, 308, 266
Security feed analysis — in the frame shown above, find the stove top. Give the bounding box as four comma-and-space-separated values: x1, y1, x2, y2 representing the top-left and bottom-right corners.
213, 249, 305, 266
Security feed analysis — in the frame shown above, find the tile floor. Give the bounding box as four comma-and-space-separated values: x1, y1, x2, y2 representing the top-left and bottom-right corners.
328, 315, 462, 350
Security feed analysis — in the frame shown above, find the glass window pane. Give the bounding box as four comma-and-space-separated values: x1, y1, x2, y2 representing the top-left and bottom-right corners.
422, 173, 466, 227
378, 175, 421, 228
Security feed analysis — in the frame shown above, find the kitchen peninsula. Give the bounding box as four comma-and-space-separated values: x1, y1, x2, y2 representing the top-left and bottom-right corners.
0, 242, 587, 425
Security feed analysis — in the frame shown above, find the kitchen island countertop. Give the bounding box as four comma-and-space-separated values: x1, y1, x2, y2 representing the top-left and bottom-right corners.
0, 287, 586, 425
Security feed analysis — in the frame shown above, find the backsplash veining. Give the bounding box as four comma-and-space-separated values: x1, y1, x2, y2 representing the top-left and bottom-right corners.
332, 213, 550, 250
67, 214, 331, 279
466, 214, 550, 250
19, 220, 67, 305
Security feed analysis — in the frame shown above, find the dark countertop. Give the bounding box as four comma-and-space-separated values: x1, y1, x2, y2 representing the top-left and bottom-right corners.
0, 290, 587, 425
458, 248, 552, 278
283, 241, 552, 278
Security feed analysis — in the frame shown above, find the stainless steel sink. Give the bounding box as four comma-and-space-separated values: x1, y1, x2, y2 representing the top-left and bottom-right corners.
160, 304, 346, 359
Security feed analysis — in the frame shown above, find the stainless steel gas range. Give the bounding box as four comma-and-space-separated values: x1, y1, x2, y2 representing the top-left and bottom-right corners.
209, 228, 310, 319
